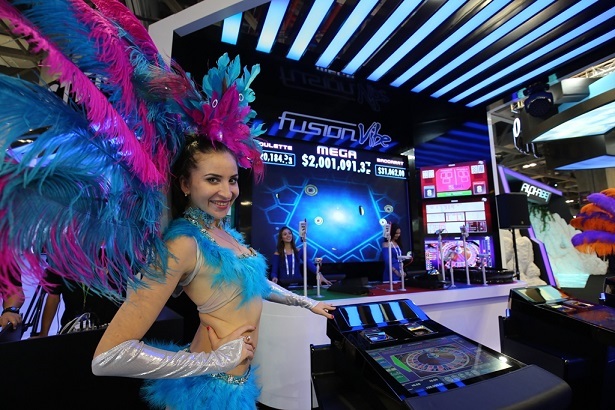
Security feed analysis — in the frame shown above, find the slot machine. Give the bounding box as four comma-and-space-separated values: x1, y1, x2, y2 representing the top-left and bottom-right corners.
314, 298, 570, 409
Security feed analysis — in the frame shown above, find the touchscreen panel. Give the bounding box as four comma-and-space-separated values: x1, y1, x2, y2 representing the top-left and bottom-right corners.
366, 334, 517, 396
339, 301, 422, 328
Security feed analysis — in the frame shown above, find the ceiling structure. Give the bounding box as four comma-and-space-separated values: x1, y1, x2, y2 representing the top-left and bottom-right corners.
2, 0, 615, 206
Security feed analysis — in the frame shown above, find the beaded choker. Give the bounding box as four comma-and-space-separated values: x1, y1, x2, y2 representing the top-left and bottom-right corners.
183, 207, 228, 230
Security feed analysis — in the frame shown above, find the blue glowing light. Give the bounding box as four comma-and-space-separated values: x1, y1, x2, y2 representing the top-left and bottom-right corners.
316, 0, 380, 68
467, 24, 615, 107
412, 0, 555, 93
256, 0, 290, 53
368, 1, 464, 82
555, 155, 615, 170
342, 0, 421, 75
221, 13, 242, 45
432, 1, 596, 97
287, 0, 334, 61
391, 0, 511, 87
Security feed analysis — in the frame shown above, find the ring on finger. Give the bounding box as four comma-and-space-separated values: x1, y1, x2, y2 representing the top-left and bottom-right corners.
244, 335, 251, 343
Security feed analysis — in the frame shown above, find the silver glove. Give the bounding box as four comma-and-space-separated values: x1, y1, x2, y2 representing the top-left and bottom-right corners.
92, 338, 244, 379
266, 280, 318, 310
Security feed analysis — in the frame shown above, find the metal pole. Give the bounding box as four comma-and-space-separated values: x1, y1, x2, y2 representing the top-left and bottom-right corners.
299, 219, 308, 296
314, 257, 324, 298
461, 225, 470, 285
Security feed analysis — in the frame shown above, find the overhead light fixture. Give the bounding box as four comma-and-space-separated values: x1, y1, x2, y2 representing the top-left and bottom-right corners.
221, 12, 242, 45
521, 87, 615, 143
391, 0, 511, 87
523, 82, 554, 118
368, 1, 464, 82
256, 0, 291, 53
287, 0, 334, 61
430, 0, 592, 97
342, 0, 421, 75
316, 0, 379, 68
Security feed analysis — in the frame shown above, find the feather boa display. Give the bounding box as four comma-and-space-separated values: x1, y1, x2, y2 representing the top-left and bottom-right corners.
571, 188, 615, 257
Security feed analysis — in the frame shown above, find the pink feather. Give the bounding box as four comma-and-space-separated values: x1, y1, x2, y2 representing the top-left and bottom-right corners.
91, 0, 160, 62
0, 1, 165, 186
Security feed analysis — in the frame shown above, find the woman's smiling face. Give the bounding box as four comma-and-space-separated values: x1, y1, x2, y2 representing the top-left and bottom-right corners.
181, 150, 239, 221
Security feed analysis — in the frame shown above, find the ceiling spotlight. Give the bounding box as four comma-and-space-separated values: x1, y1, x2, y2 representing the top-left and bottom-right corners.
523, 82, 554, 118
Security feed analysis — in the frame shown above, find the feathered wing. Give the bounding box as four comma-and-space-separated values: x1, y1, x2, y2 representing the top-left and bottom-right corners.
0, 0, 266, 298
0, 0, 184, 298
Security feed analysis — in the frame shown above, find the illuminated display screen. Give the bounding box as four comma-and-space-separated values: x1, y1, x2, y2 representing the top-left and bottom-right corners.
338, 301, 421, 328
423, 197, 492, 235
251, 138, 410, 264
367, 334, 515, 397
424, 236, 495, 270
420, 160, 489, 199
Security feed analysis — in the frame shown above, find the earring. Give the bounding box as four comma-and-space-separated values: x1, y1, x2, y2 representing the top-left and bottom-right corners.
184, 192, 189, 197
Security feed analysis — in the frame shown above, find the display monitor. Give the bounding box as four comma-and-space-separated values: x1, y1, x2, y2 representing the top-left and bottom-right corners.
366, 334, 519, 397
423, 196, 493, 235
424, 236, 495, 270
420, 160, 489, 199
337, 301, 425, 329
251, 138, 411, 264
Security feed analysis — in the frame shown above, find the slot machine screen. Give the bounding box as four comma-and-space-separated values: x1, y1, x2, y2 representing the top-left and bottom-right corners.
420, 160, 489, 199
424, 236, 495, 270
423, 196, 493, 235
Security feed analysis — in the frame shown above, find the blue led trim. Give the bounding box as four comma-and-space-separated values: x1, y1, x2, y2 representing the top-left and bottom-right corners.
256, 0, 291, 53
342, 0, 422, 75
368, 1, 464, 81
412, 0, 555, 92
432, 1, 596, 97
466, 23, 615, 107
391, 0, 511, 87
287, 0, 335, 61
316, 0, 380, 68
221, 13, 242, 45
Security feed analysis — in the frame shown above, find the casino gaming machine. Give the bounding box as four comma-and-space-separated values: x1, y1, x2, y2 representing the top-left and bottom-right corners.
317, 298, 571, 409
500, 285, 615, 409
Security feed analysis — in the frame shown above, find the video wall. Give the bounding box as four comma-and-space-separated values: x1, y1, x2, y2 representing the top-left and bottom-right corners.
419, 160, 496, 270
251, 137, 410, 266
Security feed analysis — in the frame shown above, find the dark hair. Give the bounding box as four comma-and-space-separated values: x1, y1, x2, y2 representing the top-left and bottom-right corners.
276, 226, 298, 256
383, 222, 403, 250
170, 136, 236, 219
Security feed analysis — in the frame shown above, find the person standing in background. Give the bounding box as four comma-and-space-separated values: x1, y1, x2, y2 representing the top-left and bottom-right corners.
382, 223, 407, 282
270, 226, 332, 287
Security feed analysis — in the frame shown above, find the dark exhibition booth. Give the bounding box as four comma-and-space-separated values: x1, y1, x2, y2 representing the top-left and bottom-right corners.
3, 1, 615, 410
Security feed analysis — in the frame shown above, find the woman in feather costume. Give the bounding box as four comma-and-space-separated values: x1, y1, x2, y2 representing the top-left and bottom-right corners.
0, 1, 334, 408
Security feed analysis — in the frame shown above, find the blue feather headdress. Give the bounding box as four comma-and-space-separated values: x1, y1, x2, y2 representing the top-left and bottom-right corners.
0, 0, 264, 299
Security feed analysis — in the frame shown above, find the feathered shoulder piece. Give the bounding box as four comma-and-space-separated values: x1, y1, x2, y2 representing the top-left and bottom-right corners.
0, 0, 264, 299
571, 188, 615, 257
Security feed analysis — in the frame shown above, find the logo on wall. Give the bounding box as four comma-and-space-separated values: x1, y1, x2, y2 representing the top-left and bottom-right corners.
512, 117, 542, 158
279, 67, 389, 112
519, 182, 552, 205
276, 111, 393, 149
